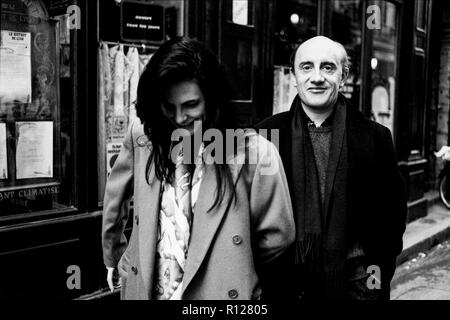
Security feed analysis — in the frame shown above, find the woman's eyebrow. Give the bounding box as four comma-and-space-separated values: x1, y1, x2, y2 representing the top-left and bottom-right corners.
181, 98, 200, 105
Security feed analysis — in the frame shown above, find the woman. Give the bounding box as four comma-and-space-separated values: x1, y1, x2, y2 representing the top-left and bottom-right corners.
102, 37, 294, 300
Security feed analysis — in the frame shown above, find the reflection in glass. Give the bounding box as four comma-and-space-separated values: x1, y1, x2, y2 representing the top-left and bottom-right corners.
0, 0, 74, 217
273, 0, 318, 114
368, 0, 398, 136
274, 0, 318, 66
329, 0, 363, 109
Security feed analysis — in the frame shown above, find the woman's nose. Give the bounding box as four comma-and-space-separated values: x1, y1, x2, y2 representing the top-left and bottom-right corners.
175, 107, 187, 124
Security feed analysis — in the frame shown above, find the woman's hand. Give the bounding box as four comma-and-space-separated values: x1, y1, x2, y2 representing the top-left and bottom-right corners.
106, 267, 121, 292
435, 146, 450, 161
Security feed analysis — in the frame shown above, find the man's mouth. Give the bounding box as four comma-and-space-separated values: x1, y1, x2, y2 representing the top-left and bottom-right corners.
308, 87, 327, 93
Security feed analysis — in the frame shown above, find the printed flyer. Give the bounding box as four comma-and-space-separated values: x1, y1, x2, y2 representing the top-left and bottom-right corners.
16, 121, 53, 179
0, 31, 32, 105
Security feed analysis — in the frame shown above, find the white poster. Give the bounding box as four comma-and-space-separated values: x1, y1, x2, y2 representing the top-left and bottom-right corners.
16, 122, 53, 179
0, 123, 7, 180
107, 143, 122, 176
233, 0, 248, 25
0, 31, 32, 104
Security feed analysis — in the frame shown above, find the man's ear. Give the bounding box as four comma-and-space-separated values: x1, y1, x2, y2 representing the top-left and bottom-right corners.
340, 69, 349, 88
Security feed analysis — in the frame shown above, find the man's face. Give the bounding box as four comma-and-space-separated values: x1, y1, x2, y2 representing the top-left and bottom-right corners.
293, 38, 346, 111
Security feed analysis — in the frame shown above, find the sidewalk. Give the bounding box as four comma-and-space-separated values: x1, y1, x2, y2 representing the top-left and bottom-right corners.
391, 240, 450, 299
397, 191, 450, 265
389, 192, 450, 300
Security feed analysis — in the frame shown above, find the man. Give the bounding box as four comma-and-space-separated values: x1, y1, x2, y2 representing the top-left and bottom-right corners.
257, 36, 407, 300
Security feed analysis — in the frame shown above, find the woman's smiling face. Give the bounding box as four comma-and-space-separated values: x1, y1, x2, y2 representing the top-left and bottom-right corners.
161, 79, 206, 136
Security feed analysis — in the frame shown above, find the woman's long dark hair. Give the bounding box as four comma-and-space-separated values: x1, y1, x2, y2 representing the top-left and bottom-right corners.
135, 37, 237, 209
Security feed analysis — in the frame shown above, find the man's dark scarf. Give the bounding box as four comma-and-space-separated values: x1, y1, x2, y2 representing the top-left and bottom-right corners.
290, 94, 348, 299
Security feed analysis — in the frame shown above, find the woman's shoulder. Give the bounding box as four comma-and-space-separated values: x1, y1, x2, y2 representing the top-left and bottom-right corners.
128, 118, 152, 148
244, 129, 279, 158
227, 129, 280, 167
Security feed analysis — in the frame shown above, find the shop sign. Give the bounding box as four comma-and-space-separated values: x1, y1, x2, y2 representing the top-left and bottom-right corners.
120, 1, 164, 44
0, 185, 60, 202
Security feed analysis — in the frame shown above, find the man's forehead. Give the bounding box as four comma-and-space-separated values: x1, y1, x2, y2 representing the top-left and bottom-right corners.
295, 37, 344, 64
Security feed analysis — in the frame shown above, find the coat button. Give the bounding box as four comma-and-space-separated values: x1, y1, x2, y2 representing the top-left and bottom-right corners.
135, 215, 139, 225
131, 266, 138, 275
232, 235, 242, 245
228, 289, 239, 299
136, 135, 148, 147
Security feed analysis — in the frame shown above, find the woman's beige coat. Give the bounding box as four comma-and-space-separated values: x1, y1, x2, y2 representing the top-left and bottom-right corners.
102, 119, 295, 300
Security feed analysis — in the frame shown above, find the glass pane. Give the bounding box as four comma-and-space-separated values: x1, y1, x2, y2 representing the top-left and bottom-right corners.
274, 0, 318, 66
143, 0, 184, 40
222, 38, 253, 101
273, 0, 318, 114
368, 0, 398, 137
97, 1, 186, 202
0, 0, 75, 217
330, 0, 363, 109
416, 0, 427, 30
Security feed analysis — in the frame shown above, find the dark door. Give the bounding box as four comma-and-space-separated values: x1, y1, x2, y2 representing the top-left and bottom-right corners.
219, 0, 263, 127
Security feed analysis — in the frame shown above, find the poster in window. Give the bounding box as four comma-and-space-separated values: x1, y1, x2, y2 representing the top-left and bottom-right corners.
0, 30, 32, 105
16, 121, 53, 179
0, 123, 7, 180
232, 0, 248, 25
107, 143, 122, 177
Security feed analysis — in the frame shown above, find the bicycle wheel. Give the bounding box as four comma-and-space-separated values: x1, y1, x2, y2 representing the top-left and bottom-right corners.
439, 174, 450, 209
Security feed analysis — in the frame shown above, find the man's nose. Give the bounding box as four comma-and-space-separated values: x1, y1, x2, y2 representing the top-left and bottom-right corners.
310, 68, 325, 83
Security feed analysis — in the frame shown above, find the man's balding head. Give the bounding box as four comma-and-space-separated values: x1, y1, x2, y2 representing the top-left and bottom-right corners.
290, 36, 350, 78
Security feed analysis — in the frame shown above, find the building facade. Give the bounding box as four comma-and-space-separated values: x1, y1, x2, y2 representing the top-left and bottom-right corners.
0, 0, 444, 299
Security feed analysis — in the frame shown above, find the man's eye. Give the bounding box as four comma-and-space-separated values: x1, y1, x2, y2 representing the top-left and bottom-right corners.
301, 65, 312, 71
322, 65, 334, 72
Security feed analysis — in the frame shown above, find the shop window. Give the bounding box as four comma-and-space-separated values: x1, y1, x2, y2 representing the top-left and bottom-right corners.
97, 0, 186, 203
328, 0, 363, 110
367, 0, 399, 137
0, 0, 76, 219
273, 0, 318, 115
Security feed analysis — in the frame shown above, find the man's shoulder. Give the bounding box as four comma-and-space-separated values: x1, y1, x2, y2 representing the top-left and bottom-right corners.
346, 105, 391, 135
347, 107, 392, 144
256, 111, 291, 129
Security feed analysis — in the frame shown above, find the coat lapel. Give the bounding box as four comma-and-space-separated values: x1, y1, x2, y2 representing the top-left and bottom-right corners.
346, 106, 373, 190
181, 155, 244, 294
322, 100, 347, 225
